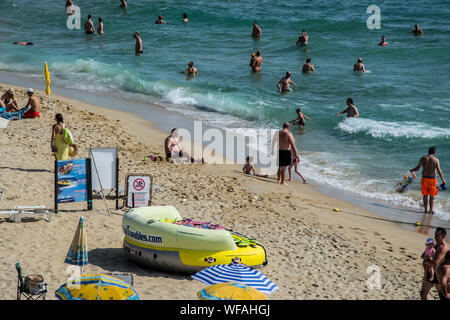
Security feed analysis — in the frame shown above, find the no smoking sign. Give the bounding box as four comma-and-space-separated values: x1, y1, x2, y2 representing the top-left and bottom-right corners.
133, 178, 145, 191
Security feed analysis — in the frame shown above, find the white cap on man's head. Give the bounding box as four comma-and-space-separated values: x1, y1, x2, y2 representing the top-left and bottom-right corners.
27, 88, 34, 93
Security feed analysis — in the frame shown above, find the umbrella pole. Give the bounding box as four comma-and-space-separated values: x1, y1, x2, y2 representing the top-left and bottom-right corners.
48, 94, 51, 110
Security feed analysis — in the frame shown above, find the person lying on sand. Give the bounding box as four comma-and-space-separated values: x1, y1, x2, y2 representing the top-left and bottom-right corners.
290, 108, 310, 127
1, 88, 20, 112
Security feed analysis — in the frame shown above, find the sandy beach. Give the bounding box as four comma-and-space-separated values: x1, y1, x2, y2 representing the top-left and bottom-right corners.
0, 83, 441, 300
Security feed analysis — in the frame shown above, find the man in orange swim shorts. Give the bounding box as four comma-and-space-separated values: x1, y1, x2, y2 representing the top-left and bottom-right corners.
410, 146, 446, 214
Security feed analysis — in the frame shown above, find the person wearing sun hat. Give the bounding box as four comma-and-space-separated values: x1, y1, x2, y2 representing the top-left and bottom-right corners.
422, 238, 436, 282
436, 250, 450, 300
1, 88, 19, 112
155, 15, 166, 24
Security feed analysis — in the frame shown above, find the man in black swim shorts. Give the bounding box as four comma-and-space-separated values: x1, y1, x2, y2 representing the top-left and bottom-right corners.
272, 122, 298, 186
436, 250, 450, 301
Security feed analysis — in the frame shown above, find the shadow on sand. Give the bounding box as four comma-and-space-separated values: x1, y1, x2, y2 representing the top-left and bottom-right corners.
88, 248, 192, 281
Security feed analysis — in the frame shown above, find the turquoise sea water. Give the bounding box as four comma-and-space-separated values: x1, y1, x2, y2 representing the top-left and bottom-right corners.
0, 0, 449, 220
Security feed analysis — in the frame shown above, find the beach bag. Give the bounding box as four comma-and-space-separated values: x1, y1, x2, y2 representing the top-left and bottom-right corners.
63, 124, 73, 145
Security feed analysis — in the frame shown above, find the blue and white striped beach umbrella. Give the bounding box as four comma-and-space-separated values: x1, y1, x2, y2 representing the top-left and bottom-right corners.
64, 216, 88, 273
191, 263, 278, 294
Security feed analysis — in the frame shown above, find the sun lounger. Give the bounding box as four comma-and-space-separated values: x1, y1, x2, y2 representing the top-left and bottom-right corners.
12, 206, 53, 223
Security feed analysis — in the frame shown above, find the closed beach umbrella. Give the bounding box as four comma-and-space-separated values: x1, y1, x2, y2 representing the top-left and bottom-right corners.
55, 274, 140, 300
44, 62, 50, 96
198, 282, 268, 300
64, 215, 88, 274
192, 263, 278, 294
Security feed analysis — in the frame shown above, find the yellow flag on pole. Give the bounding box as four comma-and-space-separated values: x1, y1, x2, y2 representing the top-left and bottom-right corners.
44, 62, 51, 96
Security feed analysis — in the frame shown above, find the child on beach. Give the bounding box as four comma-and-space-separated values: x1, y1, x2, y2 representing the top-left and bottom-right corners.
243, 156, 256, 175
421, 238, 436, 281
288, 152, 307, 183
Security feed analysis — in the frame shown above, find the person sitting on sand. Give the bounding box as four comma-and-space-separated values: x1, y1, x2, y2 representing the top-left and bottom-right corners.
422, 238, 437, 282
412, 24, 423, 36
436, 250, 450, 300
120, 0, 127, 9
182, 13, 189, 23
243, 156, 256, 175
133, 32, 143, 55
420, 227, 448, 300
85, 15, 95, 34
296, 30, 308, 46
302, 58, 315, 73
335, 98, 359, 118
21, 88, 41, 118
410, 146, 446, 215
378, 35, 388, 46
97, 17, 104, 35
250, 51, 263, 73
353, 57, 366, 72
277, 72, 297, 92
51, 113, 71, 161
290, 108, 310, 127
1, 88, 20, 112
0, 103, 30, 120
184, 61, 198, 75
252, 21, 261, 38
155, 15, 166, 24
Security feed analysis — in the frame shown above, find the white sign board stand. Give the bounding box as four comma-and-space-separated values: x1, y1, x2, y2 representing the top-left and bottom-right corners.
126, 174, 152, 208
90, 147, 119, 209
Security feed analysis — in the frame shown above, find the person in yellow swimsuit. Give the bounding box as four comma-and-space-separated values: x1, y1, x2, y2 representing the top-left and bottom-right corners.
51, 113, 70, 160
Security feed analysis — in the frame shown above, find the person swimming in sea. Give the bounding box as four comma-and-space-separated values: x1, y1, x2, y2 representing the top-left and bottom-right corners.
277, 72, 297, 92
182, 13, 189, 23
302, 58, 315, 73
120, 0, 127, 8
184, 61, 198, 76
155, 15, 166, 24
296, 30, 308, 46
412, 24, 423, 36
378, 35, 388, 46
252, 21, 261, 38
353, 57, 366, 72
13, 42, 34, 46
335, 98, 359, 118
133, 32, 143, 55
290, 108, 310, 127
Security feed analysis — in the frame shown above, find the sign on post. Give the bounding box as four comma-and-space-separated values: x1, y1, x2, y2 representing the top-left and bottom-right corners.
125, 174, 152, 208
55, 159, 92, 213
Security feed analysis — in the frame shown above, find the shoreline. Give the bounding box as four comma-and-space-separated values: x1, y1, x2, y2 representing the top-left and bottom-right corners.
1, 70, 448, 232
0, 81, 443, 300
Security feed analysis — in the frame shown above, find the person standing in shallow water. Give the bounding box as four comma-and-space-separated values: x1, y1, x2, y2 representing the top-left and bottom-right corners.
120, 0, 127, 9
302, 58, 315, 73
252, 21, 261, 38
97, 17, 104, 35
84, 15, 95, 34
133, 32, 143, 55
410, 146, 446, 214
296, 30, 308, 46
335, 98, 359, 118
277, 72, 297, 92
182, 13, 189, 23
353, 57, 366, 72
378, 35, 388, 46
250, 51, 263, 72
412, 24, 423, 36
155, 15, 166, 24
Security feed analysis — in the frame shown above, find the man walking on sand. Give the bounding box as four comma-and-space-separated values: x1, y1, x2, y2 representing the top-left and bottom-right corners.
410, 146, 446, 214
420, 227, 448, 300
272, 122, 298, 186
